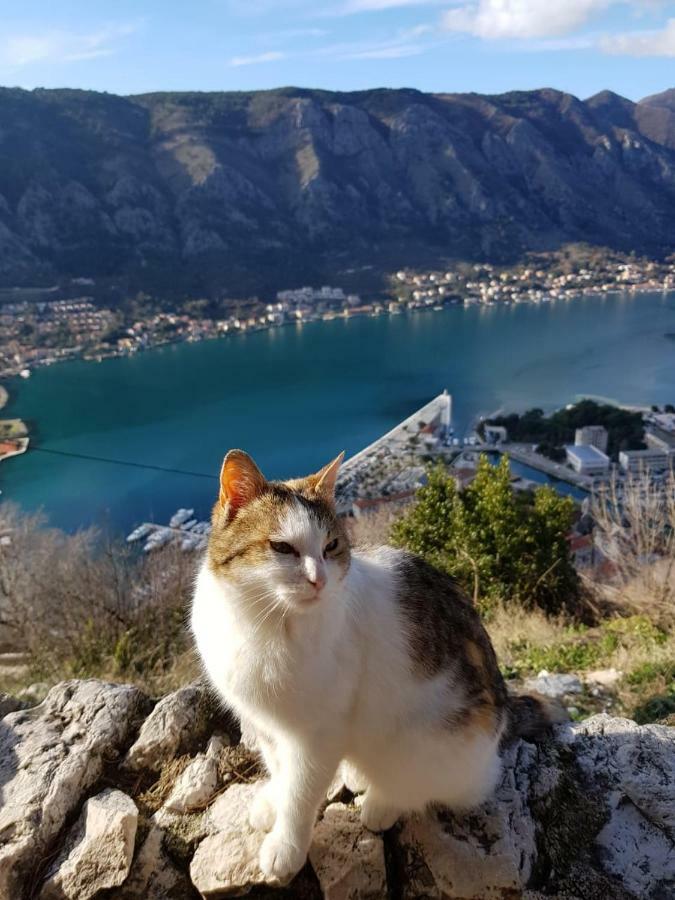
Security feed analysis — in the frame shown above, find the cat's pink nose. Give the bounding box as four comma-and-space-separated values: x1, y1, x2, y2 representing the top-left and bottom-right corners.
304, 557, 326, 591
309, 572, 326, 591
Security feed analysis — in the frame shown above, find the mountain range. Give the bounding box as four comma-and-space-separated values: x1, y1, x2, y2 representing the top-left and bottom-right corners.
1, 84, 675, 295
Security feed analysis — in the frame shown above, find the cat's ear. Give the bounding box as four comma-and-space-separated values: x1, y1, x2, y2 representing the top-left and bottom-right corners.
219, 450, 266, 518
308, 451, 344, 503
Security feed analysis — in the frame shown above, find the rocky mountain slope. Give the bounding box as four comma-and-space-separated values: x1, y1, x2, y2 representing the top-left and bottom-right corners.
1, 679, 673, 899
1, 86, 675, 294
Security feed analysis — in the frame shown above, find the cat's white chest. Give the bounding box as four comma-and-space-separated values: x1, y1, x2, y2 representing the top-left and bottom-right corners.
191, 562, 350, 729
191, 564, 248, 697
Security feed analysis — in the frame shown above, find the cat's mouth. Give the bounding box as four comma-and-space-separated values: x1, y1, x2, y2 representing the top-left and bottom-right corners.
289, 589, 322, 610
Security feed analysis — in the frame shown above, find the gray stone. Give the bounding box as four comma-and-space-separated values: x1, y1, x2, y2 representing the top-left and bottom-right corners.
566, 714, 675, 898
206, 733, 231, 755
584, 668, 622, 688
309, 802, 386, 900
523, 671, 583, 698
109, 824, 192, 900
40, 789, 137, 900
164, 752, 219, 813
190, 782, 275, 897
595, 792, 675, 898
124, 681, 215, 772
0, 680, 146, 900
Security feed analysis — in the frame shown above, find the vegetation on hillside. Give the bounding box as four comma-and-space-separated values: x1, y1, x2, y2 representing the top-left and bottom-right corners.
481, 399, 645, 460
0, 506, 198, 696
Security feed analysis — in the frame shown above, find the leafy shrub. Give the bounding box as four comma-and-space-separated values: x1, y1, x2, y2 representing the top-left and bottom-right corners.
391, 456, 580, 614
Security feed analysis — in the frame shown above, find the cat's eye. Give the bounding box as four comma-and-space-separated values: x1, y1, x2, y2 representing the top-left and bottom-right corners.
324, 538, 339, 556
270, 540, 297, 556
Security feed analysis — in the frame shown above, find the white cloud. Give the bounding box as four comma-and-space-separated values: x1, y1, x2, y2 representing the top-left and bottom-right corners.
229, 50, 287, 66
442, 0, 614, 40
0, 23, 139, 67
601, 17, 675, 54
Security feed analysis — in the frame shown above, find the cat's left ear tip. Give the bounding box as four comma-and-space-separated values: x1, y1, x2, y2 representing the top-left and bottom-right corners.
223, 448, 249, 462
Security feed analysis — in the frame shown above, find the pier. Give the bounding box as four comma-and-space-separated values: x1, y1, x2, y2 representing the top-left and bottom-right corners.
129, 391, 453, 551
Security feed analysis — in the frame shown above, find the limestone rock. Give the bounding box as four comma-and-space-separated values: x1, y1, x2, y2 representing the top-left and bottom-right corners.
584, 668, 622, 688
190, 782, 273, 897
4, 676, 675, 900
565, 714, 675, 898
309, 802, 386, 900
40, 788, 137, 900
0, 680, 147, 900
523, 671, 583, 698
207, 733, 231, 755
398, 740, 546, 899
124, 680, 221, 772
109, 824, 193, 900
164, 752, 219, 813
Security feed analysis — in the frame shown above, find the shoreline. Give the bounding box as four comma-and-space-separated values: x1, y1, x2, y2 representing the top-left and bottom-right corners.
3, 282, 672, 382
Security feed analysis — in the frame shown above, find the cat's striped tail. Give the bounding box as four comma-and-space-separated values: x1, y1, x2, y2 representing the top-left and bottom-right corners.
504, 693, 568, 743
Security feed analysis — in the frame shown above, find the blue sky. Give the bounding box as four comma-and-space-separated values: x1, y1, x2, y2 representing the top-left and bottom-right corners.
1, 1, 674, 100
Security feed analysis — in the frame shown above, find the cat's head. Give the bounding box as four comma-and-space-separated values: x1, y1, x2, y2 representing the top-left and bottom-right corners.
208, 450, 350, 613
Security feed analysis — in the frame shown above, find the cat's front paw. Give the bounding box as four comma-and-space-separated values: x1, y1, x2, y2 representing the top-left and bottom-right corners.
259, 830, 306, 882
249, 783, 276, 832
359, 792, 401, 832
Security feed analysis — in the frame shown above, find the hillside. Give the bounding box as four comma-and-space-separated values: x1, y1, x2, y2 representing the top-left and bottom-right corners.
2, 85, 675, 294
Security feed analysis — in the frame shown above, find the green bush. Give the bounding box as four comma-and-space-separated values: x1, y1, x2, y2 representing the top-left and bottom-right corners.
391, 455, 580, 614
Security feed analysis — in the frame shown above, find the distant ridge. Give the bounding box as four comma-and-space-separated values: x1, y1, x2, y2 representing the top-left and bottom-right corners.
639, 88, 675, 111
1, 84, 675, 295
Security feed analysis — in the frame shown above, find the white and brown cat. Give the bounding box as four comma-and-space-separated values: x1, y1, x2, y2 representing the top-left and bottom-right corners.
191, 450, 556, 881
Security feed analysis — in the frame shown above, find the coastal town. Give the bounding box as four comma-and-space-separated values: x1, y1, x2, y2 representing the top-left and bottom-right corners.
126, 391, 675, 577
1, 250, 674, 378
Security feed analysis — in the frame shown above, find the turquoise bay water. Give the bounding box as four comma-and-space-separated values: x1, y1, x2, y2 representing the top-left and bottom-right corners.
3, 291, 675, 533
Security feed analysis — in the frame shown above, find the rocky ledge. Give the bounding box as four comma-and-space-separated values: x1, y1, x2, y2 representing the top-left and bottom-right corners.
0, 680, 673, 900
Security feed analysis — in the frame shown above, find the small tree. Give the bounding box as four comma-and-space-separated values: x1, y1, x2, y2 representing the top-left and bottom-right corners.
391, 456, 579, 614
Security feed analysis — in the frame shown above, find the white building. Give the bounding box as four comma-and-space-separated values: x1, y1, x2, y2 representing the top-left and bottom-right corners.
440, 389, 452, 435
575, 425, 609, 454
645, 429, 675, 454
565, 445, 611, 477
619, 449, 671, 474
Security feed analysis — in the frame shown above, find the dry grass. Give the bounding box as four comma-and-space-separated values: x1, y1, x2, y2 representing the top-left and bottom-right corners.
587, 470, 675, 627
346, 504, 409, 547
0, 503, 199, 697
486, 603, 566, 663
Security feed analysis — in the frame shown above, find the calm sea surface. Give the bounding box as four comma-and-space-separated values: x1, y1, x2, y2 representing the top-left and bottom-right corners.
3, 290, 675, 533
